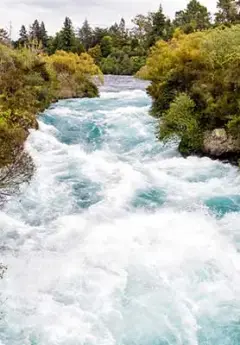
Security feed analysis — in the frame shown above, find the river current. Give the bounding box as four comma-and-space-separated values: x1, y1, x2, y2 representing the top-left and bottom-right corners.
0, 76, 240, 345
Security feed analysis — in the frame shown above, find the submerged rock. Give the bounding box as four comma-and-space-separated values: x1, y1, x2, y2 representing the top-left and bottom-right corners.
203, 128, 240, 161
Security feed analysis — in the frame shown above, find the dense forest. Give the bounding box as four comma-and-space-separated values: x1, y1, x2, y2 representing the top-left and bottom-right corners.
1, 0, 240, 166
1, 0, 239, 76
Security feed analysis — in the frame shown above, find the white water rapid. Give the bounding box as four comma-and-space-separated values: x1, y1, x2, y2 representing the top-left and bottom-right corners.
0, 76, 240, 345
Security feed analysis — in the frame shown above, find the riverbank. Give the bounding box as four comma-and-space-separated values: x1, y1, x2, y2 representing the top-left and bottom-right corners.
0, 45, 102, 169
137, 25, 240, 164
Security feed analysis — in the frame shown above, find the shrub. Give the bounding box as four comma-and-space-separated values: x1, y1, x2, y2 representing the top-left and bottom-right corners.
0, 45, 102, 167
138, 25, 240, 155
44, 50, 103, 98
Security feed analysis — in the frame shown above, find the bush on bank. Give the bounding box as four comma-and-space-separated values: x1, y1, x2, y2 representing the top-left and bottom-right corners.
0, 44, 102, 167
137, 25, 240, 160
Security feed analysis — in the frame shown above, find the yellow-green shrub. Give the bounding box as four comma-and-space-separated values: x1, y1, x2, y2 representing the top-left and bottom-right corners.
44, 51, 103, 98
138, 25, 240, 155
0, 45, 102, 167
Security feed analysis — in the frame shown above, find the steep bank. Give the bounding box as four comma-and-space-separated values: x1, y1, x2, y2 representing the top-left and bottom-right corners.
137, 25, 240, 164
0, 45, 102, 168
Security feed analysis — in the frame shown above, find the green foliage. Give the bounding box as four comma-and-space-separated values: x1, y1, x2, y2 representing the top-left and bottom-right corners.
227, 116, 240, 138
160, 93, 202, 154
0, 44, 101, 167
44, 51, 102, 99
215, 0, 240, 24
58, 17, 78, 52
88, 44, 102, 64
139, 25, 240, 155
100, 36, 113, 58
18, 25, 28, 46
174, 0, 211, 33
0, 28, 9, 45
78, 20, 93, 50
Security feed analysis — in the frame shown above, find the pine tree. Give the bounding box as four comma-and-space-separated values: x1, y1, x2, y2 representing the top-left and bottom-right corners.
215, 0, 239, 24
40, 21, 48, 48
148, 5, 169, 46
18, 25, 28, 46
59, 17, 77, 52
78, 19, 93, 50
119, 18, 126, 36
91, 27, 108, 46
174, 0, 211, 33
152, 5, 167, 38
30, 19, 41, 42
0, 28, 9, 44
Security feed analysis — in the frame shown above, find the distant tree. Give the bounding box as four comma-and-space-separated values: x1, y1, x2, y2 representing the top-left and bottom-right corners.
59, 17, 77, 52
109, 22, 120, 36
92, 27, 109, 46
100, 35, 113, 57
151, 5, 167, 39
40, 21, 48, 48
30, 19, 41, 42
132, 14, 153, 47
78, 19, 93, 50
0, 28, 9, 45
119, 18, 126, 36
47, 33, 61, 54
116, 18, 129, 46
18, 25, 28, 46
174, 0, 211, 33
88, 44, 102, 64
215, 0, 240, 24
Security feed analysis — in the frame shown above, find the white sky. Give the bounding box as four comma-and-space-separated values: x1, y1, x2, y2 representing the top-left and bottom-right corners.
1, 0, 217, 39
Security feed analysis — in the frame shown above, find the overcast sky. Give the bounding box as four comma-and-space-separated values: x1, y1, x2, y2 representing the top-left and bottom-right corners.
1, 0, 217, 39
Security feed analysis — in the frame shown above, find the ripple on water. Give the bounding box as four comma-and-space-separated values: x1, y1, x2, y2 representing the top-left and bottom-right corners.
206, 195, 240, 218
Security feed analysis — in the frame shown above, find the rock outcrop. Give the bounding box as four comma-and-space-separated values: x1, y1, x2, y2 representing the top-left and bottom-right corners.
203, 128, 240, 162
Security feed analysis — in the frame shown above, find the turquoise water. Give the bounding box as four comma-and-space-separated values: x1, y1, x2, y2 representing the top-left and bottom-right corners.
1, 76, 240, 344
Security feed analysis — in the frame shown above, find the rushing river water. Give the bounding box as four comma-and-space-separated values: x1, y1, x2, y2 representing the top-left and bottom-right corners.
1, 76, 240, 345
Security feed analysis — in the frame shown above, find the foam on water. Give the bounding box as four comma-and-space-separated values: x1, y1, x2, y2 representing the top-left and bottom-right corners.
0, 76, 240, 345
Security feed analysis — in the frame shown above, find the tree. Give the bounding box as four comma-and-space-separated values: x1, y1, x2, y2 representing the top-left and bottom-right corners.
136, 5, 172, 47
151, 5, 167, 40
78, 19, 93, 50
174, 0, 211, 33
215, 0, 240, 24
100, 35, 113, 57
40, 21, 48, 48
92, 27, 109, 46
18, 25, 28, 46
88, 44, 102, 64
0, 28, 9, 44
59, 17, 77, 52
30, 19, 41, 42
132, 14, 153, 48
119, 18, 126, 36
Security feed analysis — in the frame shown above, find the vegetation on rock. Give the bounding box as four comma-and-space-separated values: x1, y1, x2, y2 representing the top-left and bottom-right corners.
137, 23, 240, 161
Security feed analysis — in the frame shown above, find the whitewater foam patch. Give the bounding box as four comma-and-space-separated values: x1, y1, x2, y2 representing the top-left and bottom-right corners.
1, 76, 240, 345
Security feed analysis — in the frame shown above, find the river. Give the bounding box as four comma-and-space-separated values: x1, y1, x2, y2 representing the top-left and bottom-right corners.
0, 76, 240, 345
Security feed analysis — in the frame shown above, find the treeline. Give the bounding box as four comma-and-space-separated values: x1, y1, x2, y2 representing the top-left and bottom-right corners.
138, 1, 240, 162
1, 0, 240, 76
